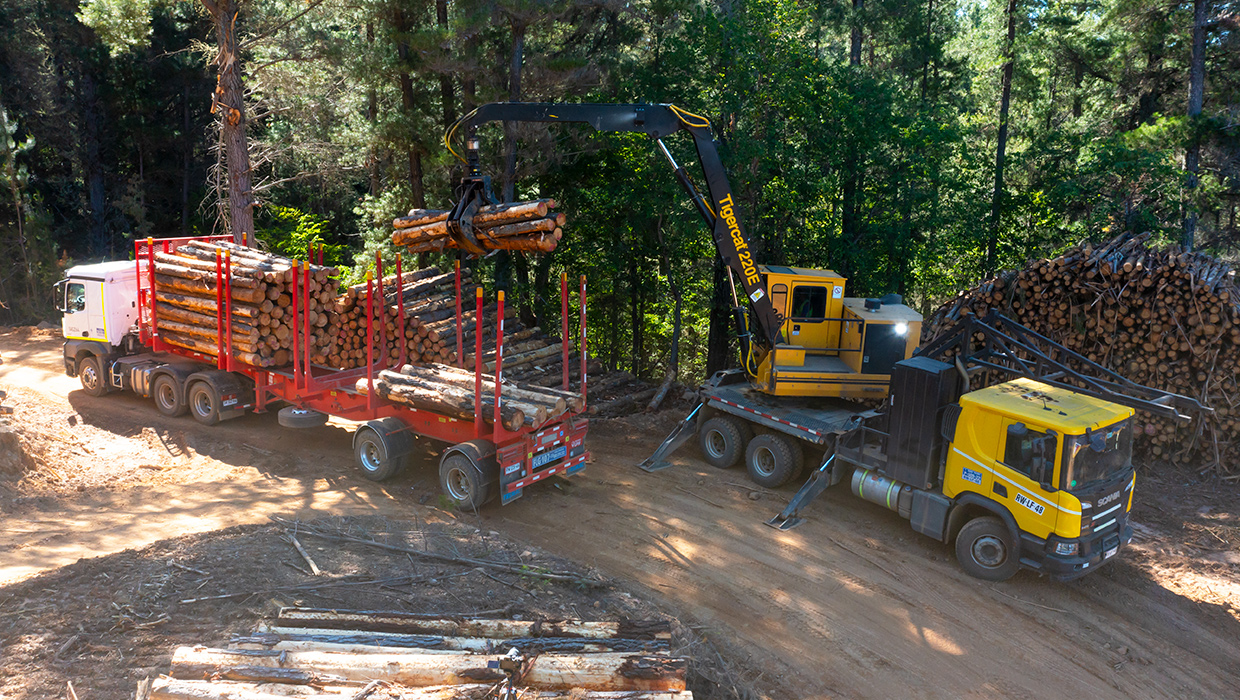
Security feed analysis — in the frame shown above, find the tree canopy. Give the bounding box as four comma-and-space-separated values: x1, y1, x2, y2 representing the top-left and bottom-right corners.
2, 0, 1237, 380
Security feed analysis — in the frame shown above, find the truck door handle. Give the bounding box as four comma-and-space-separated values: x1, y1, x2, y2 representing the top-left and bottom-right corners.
992, 483, 1008, 498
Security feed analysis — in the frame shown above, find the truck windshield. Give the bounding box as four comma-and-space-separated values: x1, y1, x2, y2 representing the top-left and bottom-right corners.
1062, 419, 1132, 490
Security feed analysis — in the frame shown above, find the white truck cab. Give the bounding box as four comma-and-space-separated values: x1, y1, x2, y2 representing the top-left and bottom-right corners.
54, 261, 139, 348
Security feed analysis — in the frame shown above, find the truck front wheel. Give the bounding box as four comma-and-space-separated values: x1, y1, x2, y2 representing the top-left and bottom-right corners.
187, 382, 221, 426
745, 433, 803, 488
955, 516, 1020, 581
698, 416, 750, 469
78, 355, 108, 397
152, 375, 187, 417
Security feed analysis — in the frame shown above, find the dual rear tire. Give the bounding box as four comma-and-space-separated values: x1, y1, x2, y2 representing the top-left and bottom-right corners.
698, 415, 804, 488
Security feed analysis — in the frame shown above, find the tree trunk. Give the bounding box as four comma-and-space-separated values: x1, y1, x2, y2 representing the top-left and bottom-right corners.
986, 0, 1018, 276
181, 83, 192, 236
204, 0, 256, 247
850, 0, 864, 66
705, 258, 732, 375
436, 0, 456, 130
502, 21, 526, 204
79, 70, 107, 255
394, 10, 426, 209
366, 22, 380, 197
1183, 0, 1209, 251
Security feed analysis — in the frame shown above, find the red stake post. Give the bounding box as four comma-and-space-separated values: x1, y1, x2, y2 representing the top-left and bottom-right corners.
494, 290, 505, 439
474, 287, 483, 433
394, 253, 406, 368
291, 257, 301, 388
375, 250, 387, 369
301, 261, 311, 382
561, 272, 570, 391
224, 251, 234, 371
215, 251, 225, 369
580, 275, 587, 408
366, 271, 375, 413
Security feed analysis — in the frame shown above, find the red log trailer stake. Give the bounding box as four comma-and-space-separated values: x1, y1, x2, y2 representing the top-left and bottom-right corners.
366, 271, 375, 413
225, 251, 234, 371
580, 275, 588, 408
561, 272, 569, 391
474, 286, 483, 433
455, 260, 463, 368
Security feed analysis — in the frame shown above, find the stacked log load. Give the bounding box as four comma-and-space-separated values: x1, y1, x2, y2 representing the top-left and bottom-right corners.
392, 200, 564, 254
153, 240, 338, 368
142, 607, 691, 699
922, 232, 1239, 473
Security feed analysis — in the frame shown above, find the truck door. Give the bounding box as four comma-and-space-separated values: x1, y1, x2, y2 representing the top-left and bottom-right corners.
61, 280, 91, 340
786, 284, 840, 350
995, 419, 1061, 539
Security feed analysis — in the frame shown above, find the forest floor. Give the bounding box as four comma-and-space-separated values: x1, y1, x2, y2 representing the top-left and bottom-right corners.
1, 326, 1238, 699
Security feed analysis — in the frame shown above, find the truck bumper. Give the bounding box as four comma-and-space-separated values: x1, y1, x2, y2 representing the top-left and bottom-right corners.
1020, 524, 1133, 581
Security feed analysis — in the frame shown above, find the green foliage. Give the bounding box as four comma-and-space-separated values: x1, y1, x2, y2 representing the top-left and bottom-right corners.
254, 205, 350, 270
77, 0, 153, 55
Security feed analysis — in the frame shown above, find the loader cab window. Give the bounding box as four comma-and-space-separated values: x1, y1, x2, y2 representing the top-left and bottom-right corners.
1003, 422, 1056, 483
65, 282, 86, 313
790, 286, 828, 320
770, 283, 789, 320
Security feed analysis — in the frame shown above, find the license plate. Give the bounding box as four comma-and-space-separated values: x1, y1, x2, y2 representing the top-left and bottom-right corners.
532, 445, 567, 469
1104, 546, 1118, 559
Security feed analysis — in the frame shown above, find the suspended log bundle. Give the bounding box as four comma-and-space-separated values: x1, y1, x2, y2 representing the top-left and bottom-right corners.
143, 608, 690, 699
922, 232, 1240, 474
392, 200, 565, 254
152, 241, 338, 368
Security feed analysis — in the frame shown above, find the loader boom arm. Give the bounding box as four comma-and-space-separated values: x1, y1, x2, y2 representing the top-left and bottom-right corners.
454, 102, 783, 349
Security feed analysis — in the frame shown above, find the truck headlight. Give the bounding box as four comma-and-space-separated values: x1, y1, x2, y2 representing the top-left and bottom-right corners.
1054, 541, 1079, 556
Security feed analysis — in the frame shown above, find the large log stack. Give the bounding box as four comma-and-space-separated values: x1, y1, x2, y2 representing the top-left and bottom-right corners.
392, 200, 564, 254
153, 240, 339, 368
141, 607, 691, 699
922, 232, 1239, 473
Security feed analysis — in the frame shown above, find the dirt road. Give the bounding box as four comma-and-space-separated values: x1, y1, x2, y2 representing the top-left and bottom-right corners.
2, 328, 1238, 699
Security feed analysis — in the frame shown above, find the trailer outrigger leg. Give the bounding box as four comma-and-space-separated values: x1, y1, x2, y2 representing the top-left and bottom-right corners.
637, 402, 704, 472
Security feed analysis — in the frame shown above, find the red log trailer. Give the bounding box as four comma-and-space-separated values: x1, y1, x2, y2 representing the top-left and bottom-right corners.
53, 235, 590, 509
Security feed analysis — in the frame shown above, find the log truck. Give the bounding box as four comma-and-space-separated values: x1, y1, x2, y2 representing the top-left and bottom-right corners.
53, 241, 590, 509
451, 102, 1209, 581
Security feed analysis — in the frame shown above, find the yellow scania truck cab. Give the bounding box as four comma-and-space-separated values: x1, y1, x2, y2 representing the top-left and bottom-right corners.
941, 378, 1136, 579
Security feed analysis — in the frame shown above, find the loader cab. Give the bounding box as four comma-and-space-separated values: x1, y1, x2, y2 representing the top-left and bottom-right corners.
942, 378, 1135, 549
752, 265, 922, 399
55, 261, 140, 349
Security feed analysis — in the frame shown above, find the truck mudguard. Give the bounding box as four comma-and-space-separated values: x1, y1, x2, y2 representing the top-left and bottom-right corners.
945, 492, 1022, 547
354, 417, 418, 462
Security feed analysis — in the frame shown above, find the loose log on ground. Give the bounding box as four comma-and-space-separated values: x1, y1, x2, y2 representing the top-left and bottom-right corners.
151, 678, 693, 700
236, 630, 669, 654
169, 647, 687, 691
275, 609, 670, 640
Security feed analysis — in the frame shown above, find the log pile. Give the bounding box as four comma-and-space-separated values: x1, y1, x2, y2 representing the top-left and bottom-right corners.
357, 364, 585, 430
141, 607, 690, 699
922, 232, 1239, 473
316, 269, 478, 369
153, 240, 338, 368
392, 200, 564, 254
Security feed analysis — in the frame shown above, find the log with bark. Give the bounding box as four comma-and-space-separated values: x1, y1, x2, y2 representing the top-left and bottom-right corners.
391, 199, 565, 254
170, 647, 687, 692
151, 678, 693, 700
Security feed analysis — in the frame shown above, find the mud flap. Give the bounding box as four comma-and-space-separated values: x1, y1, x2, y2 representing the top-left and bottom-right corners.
766, 454, 838, 531
638, 402, 704, 472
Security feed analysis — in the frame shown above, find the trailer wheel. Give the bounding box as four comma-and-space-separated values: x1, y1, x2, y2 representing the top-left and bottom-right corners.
152, 374, 187, 417
77, 355, 108, 397
439, 452, 492, 511
698, 416, 749, 469
354, 427, 404, 481
187, 381, 221, 426
745, 433, 803, 488
955, 516, 1020, 581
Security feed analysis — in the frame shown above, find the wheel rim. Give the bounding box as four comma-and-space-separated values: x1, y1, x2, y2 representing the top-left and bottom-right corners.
157, 382, 176, 410
752, 446, 777, 477
444, 464, 472, 502
81, 364, 98, 391
193, 389, 212, 417
359, 439, 382, 472
705, 430, 727, 459
971, 534, 1008, 568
